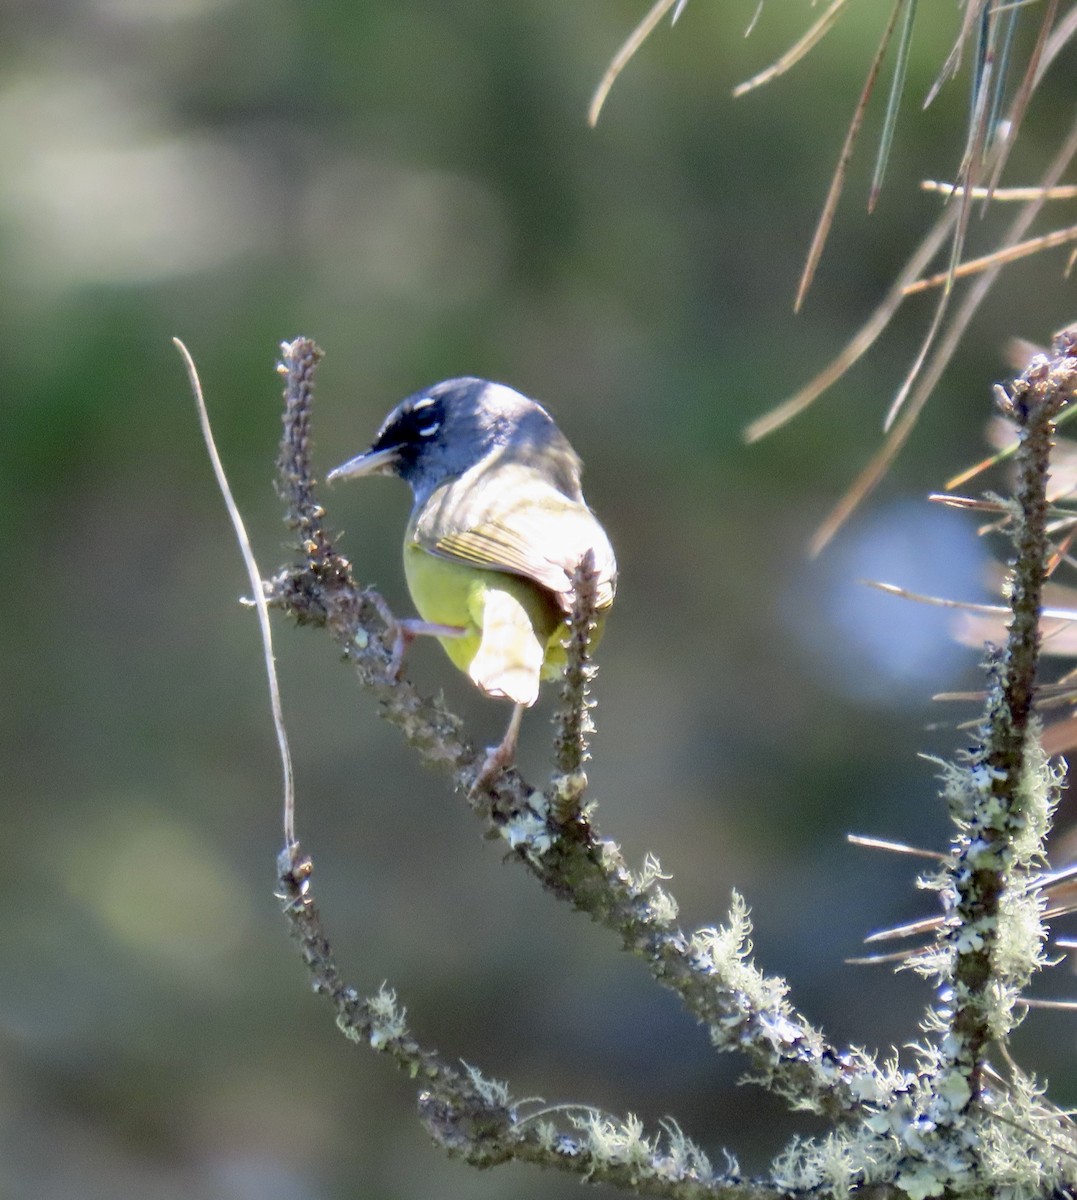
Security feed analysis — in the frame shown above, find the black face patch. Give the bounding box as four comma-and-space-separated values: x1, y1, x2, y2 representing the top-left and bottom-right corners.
371, 394, 446, 474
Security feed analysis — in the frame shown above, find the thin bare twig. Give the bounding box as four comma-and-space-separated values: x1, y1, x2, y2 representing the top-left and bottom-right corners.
176, 336, 298, 848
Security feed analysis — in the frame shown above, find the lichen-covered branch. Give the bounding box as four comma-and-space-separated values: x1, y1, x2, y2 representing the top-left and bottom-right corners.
266, 337, 886, 1130
278, 841, 763, 1200
940, 328, 1077, 1094
553, 550, 599, 776
262, 332, 1077, 1199
875, 327, 1077, 1199
549, 550, 599, 819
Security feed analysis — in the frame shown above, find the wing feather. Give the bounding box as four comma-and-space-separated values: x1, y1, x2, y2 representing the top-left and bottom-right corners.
410, 459, 616, 613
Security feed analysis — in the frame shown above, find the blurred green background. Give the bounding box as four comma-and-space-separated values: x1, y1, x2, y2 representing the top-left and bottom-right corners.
3, 2, 1076, 1197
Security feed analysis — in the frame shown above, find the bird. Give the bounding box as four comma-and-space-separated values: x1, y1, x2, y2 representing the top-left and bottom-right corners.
327, 377, 616, 781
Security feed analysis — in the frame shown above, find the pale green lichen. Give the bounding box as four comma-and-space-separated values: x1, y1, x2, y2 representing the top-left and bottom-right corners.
632, 852, 671, 891
766, 1050, 1075, 1200
974, 1067, 1077, 1200
597, 837, 628, 875
848, 1050, 909, 1106
936, 1068, 973, 1113
575, 1111, 656, 1180
460, 1060, 511, 1107
692, 893, 792, 1023
894, 1163, 948, 1200
649, 886, 679, 924
657, 1117, 716, 1180
909, 724, 1061, 1053
995, 888, 1048, 989
499, 793, 553, 858
625, 854, 679, 922
549, 770, 588, 807
1009, 731, 1062, 861
534, 1119, 558, 1152
364, 982, 408, 1049
772, 1130, 873, 1196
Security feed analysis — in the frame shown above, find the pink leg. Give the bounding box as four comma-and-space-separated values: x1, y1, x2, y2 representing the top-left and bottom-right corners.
388, 615, 466, 681
472, 703, 525, 790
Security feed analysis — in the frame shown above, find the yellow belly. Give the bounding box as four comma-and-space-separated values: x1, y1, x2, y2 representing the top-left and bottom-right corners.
403, 542, 569, 704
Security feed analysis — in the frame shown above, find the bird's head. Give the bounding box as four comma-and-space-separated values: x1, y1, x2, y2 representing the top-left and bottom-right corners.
328, 377, 581, 506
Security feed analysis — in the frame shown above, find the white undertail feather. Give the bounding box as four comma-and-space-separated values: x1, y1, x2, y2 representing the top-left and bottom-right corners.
468, 587, 544, 706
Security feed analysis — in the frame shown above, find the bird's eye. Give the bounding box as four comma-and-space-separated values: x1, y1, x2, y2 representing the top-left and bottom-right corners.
409, 396, 442, 439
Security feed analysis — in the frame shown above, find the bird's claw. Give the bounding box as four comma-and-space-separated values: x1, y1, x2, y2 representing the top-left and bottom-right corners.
469, 703, 525, 793
472, 741, 515, 792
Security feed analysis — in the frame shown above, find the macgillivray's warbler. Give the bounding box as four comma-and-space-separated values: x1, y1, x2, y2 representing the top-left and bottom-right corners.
328, 377, 616, 779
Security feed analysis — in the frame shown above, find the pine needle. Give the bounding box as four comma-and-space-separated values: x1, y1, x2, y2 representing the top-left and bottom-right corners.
732, 0, 850, 98
903, 222, 1077, 295
795, 0, 905, 312
868, 0, 918, 214
745, 201, 959, 443
589, 0, 680, 127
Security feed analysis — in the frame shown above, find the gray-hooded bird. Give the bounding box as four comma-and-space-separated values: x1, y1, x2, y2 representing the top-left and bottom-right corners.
328, 377, 616, 775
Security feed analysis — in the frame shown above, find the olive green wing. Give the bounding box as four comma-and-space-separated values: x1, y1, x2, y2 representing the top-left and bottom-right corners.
411, 462, 616, 613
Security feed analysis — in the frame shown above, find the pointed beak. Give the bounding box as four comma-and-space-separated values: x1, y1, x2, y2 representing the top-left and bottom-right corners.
326, 445, 400, 483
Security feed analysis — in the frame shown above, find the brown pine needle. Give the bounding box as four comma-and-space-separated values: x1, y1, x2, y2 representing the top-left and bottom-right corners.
732, 0, 850, 97
946, 359, 1077, 494
946, 448, 1018, 490
865, 915, 946, 944
928, 492, 1012, 513
921, 180, 1077, 202
744, 0, 764, 38
982, 0, 1059, 201
810, 393, 924, 555
862, 858, 1077, 950
923, 0, 979, 109
862, 579, 1009, 615
881, 58, 994, 436
904, 223, 1077, 296
847, 949, 929, 965
1035, 861, 1077, 891
867, 0, 917, 214
794, 0, 904, 312
1046, 524, 1077, 576
589, 0, 680, 127
868, 578, 1077, 624
745, 201, 959, 444
847, 833, 947, 861
811, 115, 1077, 554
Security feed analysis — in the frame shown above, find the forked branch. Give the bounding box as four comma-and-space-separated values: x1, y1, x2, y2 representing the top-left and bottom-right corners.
184, 331, 1077, 1197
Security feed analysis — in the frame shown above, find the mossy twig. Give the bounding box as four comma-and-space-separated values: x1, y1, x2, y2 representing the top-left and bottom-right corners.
267, 337, 883, 1131
944, 327, 1077, 1100
254, 332, 1077, 1198
549, 550, 600, 816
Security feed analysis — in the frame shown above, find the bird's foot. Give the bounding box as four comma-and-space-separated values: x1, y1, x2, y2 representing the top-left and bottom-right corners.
472, 739, 515, 792
470, 703, 525, 792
